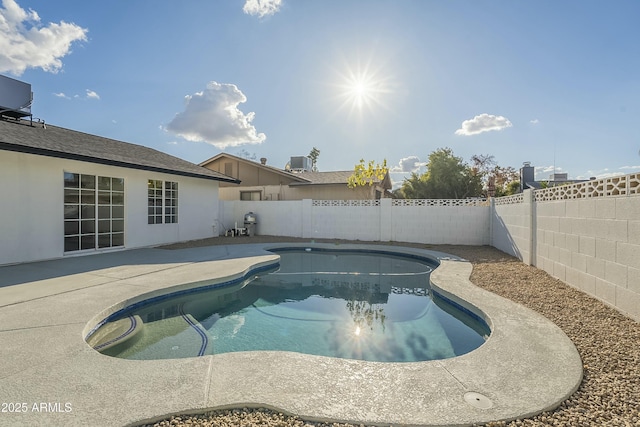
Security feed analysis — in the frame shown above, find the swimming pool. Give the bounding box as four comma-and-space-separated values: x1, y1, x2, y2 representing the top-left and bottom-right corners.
87, 248, 490, 362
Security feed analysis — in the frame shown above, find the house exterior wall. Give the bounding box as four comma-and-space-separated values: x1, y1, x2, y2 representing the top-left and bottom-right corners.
491, 173, 640, 321
218, 183, 380, 201
0, 151, 220, 266
285, 184, 375, 200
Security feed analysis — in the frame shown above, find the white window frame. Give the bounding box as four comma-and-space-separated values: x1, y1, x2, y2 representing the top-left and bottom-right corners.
64, 172, 125, 253
148, 179, 178, 224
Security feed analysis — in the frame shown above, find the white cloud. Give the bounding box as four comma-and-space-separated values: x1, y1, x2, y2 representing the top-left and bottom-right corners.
243, 0, 282, 18
455, 113, 513, 136
54, 90, 99, 100
390, 156, 426, 173
166, 81, 266, 149
85, 89, 100, 100
536, 165, 564, 174
530, 119, 539, 124
0, 0, 87, 75
534, 165, 567, 180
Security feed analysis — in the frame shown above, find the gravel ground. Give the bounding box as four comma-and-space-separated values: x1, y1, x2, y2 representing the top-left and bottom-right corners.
141, 237, 640, 427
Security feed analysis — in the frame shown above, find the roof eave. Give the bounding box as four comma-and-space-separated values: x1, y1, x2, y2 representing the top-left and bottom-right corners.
0, 142, 240, 183
200, 152, 310, 183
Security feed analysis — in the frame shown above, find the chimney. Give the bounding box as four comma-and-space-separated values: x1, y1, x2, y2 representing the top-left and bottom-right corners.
520, 162, 535, 193
260, 157, 267, 165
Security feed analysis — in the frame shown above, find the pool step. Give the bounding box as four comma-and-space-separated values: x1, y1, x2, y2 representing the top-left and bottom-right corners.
87, 315, 143, 352
117, 311, 215, 359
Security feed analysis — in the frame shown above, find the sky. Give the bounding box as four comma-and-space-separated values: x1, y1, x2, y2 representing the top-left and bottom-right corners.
1, 0, 640, 188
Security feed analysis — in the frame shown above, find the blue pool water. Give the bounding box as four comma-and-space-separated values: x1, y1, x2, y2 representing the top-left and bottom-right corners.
88, 248, 490, 362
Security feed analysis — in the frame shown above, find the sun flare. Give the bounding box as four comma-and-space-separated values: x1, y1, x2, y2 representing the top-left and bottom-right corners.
340, 70, 387, 112
332, 56, 393, 117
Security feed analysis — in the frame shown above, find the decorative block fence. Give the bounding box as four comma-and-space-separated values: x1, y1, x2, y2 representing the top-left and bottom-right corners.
219, 198, 490, 245
219, 172, 640, 321
493, 172, 640, 322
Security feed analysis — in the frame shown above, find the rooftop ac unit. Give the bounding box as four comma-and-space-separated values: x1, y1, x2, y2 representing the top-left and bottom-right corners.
290, 156, 311, 171
0, 75, 33, 119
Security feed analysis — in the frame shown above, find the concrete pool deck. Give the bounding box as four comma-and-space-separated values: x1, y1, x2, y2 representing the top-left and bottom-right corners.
0, 243, 582, 427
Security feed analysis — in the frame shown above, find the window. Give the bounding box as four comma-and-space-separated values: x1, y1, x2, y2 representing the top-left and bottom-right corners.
148, 180, 178, 224
164, 181, 178, 223
64, 172, 124, 252
240, 190, 261, 201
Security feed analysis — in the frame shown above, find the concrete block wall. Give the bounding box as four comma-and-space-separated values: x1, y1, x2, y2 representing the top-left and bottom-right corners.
218, 200, 304, 237
492, 173, 640, 322
391, 204, 489, 245
492, 192, 532, 264
535, 196, 640, 321
219, 199, 490, 245
310, 204, 381, 240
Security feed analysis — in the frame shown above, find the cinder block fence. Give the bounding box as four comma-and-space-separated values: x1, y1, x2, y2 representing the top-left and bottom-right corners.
220, 172, 640, 322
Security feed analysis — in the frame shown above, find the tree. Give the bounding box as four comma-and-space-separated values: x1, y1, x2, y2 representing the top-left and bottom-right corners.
398, 148, 482, 199
395, 172, 427, 199
347, 159, 388, 188
308, 147, 320, 172
491, 165, 519, 196
503, 180, 521, 196
470, 154, 519, 197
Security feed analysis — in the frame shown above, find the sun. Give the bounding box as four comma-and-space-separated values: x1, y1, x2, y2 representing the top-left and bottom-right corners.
340, 69, 387, 113
348, 78, 373, 109
331, 56, 393, 117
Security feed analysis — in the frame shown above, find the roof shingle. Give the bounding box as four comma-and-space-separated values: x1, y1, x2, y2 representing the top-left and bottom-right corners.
0, 118, 238, 182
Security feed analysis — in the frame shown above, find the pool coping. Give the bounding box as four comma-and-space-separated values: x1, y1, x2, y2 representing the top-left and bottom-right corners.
0, 243, 583, 427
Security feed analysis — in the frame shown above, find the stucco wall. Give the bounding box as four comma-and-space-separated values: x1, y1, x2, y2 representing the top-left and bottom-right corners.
218, 183, 377, 201
0, 151, 220, 265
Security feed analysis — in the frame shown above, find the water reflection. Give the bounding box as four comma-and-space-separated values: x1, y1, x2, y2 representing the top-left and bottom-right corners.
93, 250, 488, 362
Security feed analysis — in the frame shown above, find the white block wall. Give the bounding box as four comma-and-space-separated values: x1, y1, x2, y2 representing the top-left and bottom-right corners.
535, 196, 640, 321
219, 199, 490, 245
218, 200, 303, 237
391, 205, 490, 245
492, 191, 533, 264
491, 181, 640, 322
310, 204, 382, 240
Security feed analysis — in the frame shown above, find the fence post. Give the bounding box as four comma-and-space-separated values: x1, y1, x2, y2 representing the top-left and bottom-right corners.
489, 197, 495, 247
379, 198, 392, 242
523, 189, 535, 265
301, 199, 313, 239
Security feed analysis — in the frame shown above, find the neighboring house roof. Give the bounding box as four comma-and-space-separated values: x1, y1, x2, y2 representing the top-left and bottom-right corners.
199, 152, 391, 190
290, 170, 392, 190
288, 171, 356, 185
0, 118, 238, 182
199, 152, 310, 183
524, 181, 543, 190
